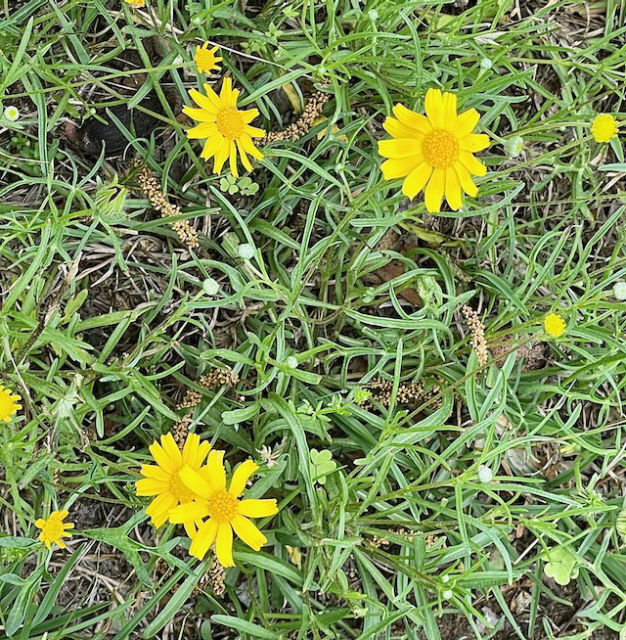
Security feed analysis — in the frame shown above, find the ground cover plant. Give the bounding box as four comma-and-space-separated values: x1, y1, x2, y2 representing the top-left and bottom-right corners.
1, 0, 626, 638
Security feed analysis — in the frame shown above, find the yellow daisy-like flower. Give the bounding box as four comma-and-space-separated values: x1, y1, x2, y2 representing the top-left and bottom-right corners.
183, 77, 265, 177
35, 510, 74, 550
194, 42, 222, 74
0, 384, 21, 422
135, 433, 212, 535
169, 451, 278, 566
591, 114, 619, 143
544, 313, 566, 338
378, 88, 490, 213
124, 0, 145, 7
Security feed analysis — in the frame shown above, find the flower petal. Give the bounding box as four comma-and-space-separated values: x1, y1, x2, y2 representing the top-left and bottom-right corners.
140, 465, 170, 482
169, 501, 210, 524
392, 103, 432, 134
240, 134, 263, 159
460, 133, 490, 152
229, 140, 238, 177
441, 92, 457, 129
160, 434, 182, 467
381, 155, 423, 180
424, 88, 444, 129
236, 140, 252, 171
206, 450, 226, 491
187, 123, 218, 140
201, 135, 225, 161
424, 168, 445, 213
378, 138, 422, 159
179, 465, 213, 497
244, 125, 265, 138
149, 440, 177, 474
215, 522, 234, 567
456, 108, 480, 136
402, 162, 432, 199
454, 162, 478, 197
241, 108, 260, 124
383, 117, 423, 140
445, 166, 462, 211
189, 88, 219, 112
146, 492, 177, 527
459, 151, 487, 176
231, 514, 267, 551
183, 435, 202, 461
189, 518, 219, 560
213, 141, 230, 174
183, 106, 217, 123
136, 478, 169, 496
229, 460, 259, 497
238, 498, 278, 518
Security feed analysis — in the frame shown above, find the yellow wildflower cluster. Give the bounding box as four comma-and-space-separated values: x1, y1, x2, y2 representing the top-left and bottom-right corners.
185, 44, 265, 177
378, 88, 621, 213
136, 433, 278, 567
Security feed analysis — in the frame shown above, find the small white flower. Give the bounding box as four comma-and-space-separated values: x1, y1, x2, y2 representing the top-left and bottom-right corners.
202, 277, 219, 296
4, 106, 19, 122
478, 465, 493, 483
368, 9, 379, 20
238, 243, 255, 260
443, 589, 453, 599
480, 58, 493, 71
613, 282, 626, 301
442, 575, 450, 583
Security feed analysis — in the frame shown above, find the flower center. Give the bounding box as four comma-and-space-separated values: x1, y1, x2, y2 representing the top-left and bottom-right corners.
206, 489, 239, 522
422, 129, 459, 169
42, 520, 64, 541
216, 107, 245, 140
170, 473, 195, 503
196, 50, 213, 68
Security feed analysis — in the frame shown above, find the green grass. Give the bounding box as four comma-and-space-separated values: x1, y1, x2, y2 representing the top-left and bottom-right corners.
1, 0, 626, 638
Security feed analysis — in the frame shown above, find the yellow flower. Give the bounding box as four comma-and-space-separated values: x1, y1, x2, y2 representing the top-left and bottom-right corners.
591, 114, 619, 143
544, 313, 566, 337
183, 77, 265, 177
0, 384, 21, 422
194, 43, 222, 74
124, 0, 145, 6
169, 451, 278, 566
35, 510, 74, 549
136, 433, 212, 535
378, 88, 489, 213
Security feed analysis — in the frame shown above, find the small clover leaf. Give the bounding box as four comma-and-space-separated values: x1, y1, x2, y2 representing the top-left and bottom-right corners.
543, 547, 579, 586
310, 448, 337, 485
219, 174, 239, 194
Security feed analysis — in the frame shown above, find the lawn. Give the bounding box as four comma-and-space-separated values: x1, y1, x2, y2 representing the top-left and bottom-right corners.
1, 0, 626, 638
